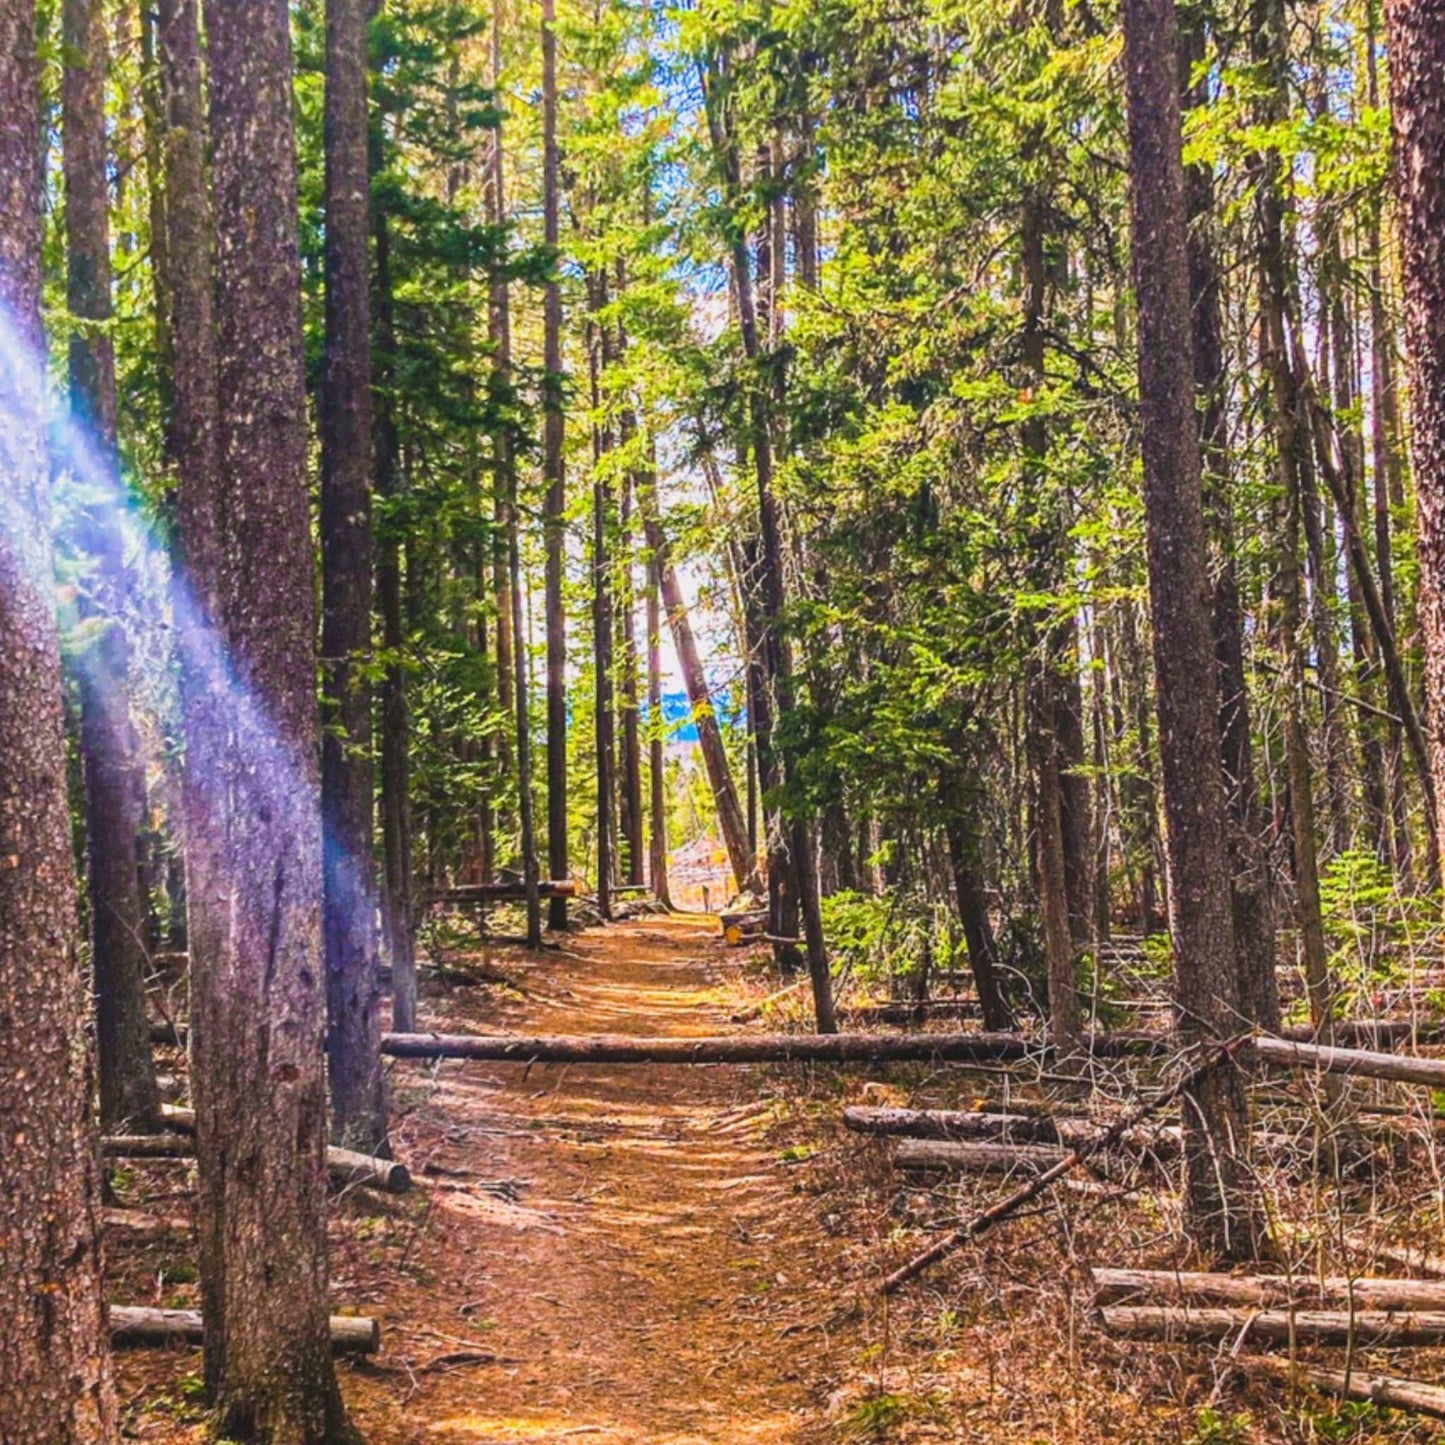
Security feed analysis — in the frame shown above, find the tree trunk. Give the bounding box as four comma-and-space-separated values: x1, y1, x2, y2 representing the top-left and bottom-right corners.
641, 501, 756, 895
588, 285, 616, 920
944, 812, 1013, 1031
372, 145, 417, 1032
185, 0, 356, 1432
542, 0, 569, 930
485, 10, 541, 948
1179, 9, 1278, 1030
617, 465, 645, 887
1252, 0, 1332, 1035
1122, 0, 1260, 1260
320, 0, 385, 1154
63, 0, 159, 1130
646, 503, 671, 907
0, 2, 118, 1430
1384, 0, 1445, 872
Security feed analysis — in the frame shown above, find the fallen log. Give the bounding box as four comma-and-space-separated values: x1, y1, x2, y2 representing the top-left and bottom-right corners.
103, 1208, 190, 1241
845, 1106, 1181, 1155
380, 1029, 1163, 1066
1248, 1356, 1445, 1421
104, 1131, 411, 1195
879, 1038, 1243, 1294
424, 880, 577, 904
729, 979, 808, 1024
895, 1139, 1068, 1174
1279, 1020, 1445, 1048
109, 1306, 378, 1354
1100, 1305, 1445, 1346
1092, 1268, 1445, 1311
1256, 1035, 1445, 1090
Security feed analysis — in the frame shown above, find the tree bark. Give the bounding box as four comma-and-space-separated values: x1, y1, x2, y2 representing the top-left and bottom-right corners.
320, 0, 385, 1154
646, 504, 671, 906
640, 501, 757, 895
0, 2, 118, 1430
1179, 7, 1277, 1030
945, 812, 1013, 1031
63, 0, 160, 1130
185, 0, 356, 1432
1383, 0, 1445, 872
1122, 0, 1260, 1260
542, 0, 569, 930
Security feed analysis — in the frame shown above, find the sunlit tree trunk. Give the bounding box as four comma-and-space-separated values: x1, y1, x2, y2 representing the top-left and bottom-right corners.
186, 0, 359, 1428
0, 1, 118, 1429
63, 0, 159, 1128
1123, 0, 1262, 1261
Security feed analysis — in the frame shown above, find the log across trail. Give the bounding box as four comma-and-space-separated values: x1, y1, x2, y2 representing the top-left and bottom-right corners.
381, 1028, 1165, 1064
110, 1306, 378, 1353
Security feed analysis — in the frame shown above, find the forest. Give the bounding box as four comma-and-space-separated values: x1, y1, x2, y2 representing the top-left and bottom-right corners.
4, 0, 1445, 1437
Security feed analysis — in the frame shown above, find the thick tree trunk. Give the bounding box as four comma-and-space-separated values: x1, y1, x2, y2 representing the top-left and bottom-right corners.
63, 0, 159, 1130
1384, 0, 1445, 871
542, 0, 569, 930
0, 4, 118, 1431
1122, 0, 1260, 1260
186, 0, 356, 1433
1179, 10, 1277, 1030
320, 0, 385, 1154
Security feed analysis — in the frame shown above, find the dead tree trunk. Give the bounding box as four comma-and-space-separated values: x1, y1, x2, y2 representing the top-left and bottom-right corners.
1122, 0, 1261, 1260
0, 3, 118, 1429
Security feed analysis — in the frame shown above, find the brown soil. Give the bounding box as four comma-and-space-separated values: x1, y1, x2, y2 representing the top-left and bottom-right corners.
114, 914, 864, 1443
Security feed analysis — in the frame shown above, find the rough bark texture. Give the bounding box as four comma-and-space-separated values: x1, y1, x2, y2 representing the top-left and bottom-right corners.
320, 0, 385, 1153
373, 182, 417, 1031
1122, 0, 1259, 1261
1179, 8, 1277, 1031
0, 5, 118, 1434
185, 0, 356, 1434
1385, 0, 1445, 864
542, 0, 569, 929
945, 814, 1013, 1031
646, 524, 672, 907
63, 0, 159, 1129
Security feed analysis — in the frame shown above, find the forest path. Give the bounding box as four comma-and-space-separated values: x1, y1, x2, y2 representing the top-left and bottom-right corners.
350, 914, 852, 1444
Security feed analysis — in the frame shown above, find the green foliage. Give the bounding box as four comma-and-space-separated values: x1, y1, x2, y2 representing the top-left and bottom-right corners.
1319, 849, 1440, 997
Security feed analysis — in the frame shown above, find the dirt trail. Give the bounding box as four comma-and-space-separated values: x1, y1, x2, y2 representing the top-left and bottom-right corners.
349, 914, 854, 1444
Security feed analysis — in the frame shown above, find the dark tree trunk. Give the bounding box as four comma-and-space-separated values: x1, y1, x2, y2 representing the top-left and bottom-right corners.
588, 285, 616, 920
945, 813, 1013, 1031
372, 151, 417, 1031
486, 5, 541, 945
1123, 0, 1261, 1260
63, 0, 159, 1129
617, 458, 645, 887
0, 2, 118, 1430
1251, 0, 1332, 1032
1179, 9, 1277, 1030
1384, 0, 1445, 872
542, 0, 568, 929
320, 0, 385, 1153
184, 0, 357, 1432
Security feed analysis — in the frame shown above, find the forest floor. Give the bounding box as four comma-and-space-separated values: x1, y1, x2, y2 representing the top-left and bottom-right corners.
111, 914, 1437, 1444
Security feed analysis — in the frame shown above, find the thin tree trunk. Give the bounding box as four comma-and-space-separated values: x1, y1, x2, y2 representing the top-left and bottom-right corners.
0, 1, 118, 1428
320, 0, 385, 1153
945, 812, 1013, 1031
646, 496, 672, 907
618, 470, 645, 887
186, 0, 357, 1430
63, 0, 159, 1129
640, 491, 757, 895
1122, 0, 1261, 1260
588, 282, 615, 920
542, 0, 569, 929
